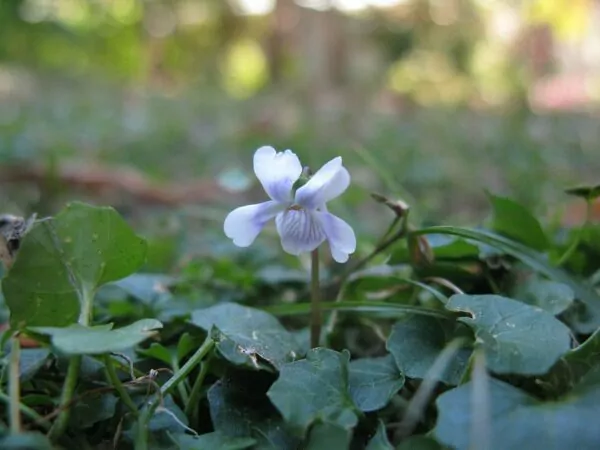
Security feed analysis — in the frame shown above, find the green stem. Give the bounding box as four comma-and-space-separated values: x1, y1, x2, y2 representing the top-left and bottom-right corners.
104, 355, 139, 416
135, 337, 214, 450
310, 249, 321, 348
557, 199, 592, 266
337, 216, 410, 286
0, 391, 52, 431
170, 358, 189, 404
48, 355, 81, 440
9, 337, 21, 434
49, 287, 94, 441
184, 356, 212, 422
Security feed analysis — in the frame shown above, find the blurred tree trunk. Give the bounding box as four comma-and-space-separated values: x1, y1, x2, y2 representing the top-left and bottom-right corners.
264, 0, 298, 85
296, 4, 350, 127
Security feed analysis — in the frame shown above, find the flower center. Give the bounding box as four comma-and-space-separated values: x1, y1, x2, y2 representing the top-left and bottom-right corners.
287, 204, 303, 211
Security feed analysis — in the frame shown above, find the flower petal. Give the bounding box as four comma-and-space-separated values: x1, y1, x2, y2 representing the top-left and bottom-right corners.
224, 201, 284, 247
318, 211, 356, 263
254, 146, 303, 202
275, 209, 326, 255
295, 156, 350, 209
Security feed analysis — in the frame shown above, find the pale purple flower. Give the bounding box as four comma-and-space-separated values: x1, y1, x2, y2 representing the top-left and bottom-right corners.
224, 146, 356, 263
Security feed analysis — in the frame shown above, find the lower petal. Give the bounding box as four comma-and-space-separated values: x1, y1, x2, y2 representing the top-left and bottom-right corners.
318, 211, 356, 263
275, 209, 326, 255
224, 201, 284, 247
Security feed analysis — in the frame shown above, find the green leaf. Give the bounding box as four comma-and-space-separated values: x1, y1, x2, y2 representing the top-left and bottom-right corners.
565, 183, 600, 200
433, 367, 600, 449
68, 394, 118, 429
177, 332, 202, 361
110, 273, 174, 304
546, 326, 600, 391
563, 327, 600, 383
31, 319, 162, 355
413, 226, 600, 333
190, 303, 302, 370
208, 371, 300, 450
137, 333, 201, 367
366, 420, 393, 450
386, 316, 471, 385
348, 355, 405, 412
446, 294, 571, 375
267, 348, 359, 437
137, 343, 172, 366
173, 432, 255, 450
511, 277, 574, 315
486, 192, 548, 251
3, 202, 147, 327
305, 423, 352, 450
18, 348, 50, 383
426, 234, 480, 259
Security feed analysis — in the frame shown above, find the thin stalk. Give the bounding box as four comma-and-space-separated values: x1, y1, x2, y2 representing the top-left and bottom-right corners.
184, 357, 212, 421
104, 355, 139, 416
310, 249, 321, 348
170, 358, 189, 404
49, 286, 94, 441
557, 198, 592, 266
9, 336, 21, 434
394, 338, 468, 437
48, 354, 81, 440
470, 349, 491, 450
135, 337, 214, 450
0, 391, 52, 431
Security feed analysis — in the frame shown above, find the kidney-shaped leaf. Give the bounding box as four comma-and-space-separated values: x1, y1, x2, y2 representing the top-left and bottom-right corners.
386, 315, 472, 386
446, 294, 571, 375
267, 348, 359, 437
190, 303, 302, 370
433, 368, 600, 450
348, 355, 405, 412
365, 420, 393, 450
30, 319, 162, 355
173, 432, 255, 450
414, 226, 600, 333
305, 423, 352, 450
512, 277, 574, 315
208, 372, 300, 450
3, 202, 147, 327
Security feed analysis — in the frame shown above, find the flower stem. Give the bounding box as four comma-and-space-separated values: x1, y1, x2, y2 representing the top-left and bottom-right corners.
48, 354, 81, 441
104, 355, 139, 416
49, 286, 94, 441
0, 391, 51, 432
135, 336, 214, 450
9, 336, 21, 434
184, 356, 212, 423
310, 249, 321, 348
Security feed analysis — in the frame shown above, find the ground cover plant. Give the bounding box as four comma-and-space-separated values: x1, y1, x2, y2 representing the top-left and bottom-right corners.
0, 147, 599, 450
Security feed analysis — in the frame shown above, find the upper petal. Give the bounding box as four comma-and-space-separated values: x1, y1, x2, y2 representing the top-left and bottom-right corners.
254, 146, 303, 202
275, 209, 326, 256
224, 201, 284, 247
295, 156, 350, 209
317, 211, 356, 263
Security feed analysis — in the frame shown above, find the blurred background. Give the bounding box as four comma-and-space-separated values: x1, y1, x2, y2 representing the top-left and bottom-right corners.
0, 0, 599, 252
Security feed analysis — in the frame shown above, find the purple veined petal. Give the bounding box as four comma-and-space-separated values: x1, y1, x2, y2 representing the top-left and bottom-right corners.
224, 200, 285, 247
275, 209, 326, 256
317, 211, 356, 263
295, 156, 350, 210
254, 146, 303, 203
